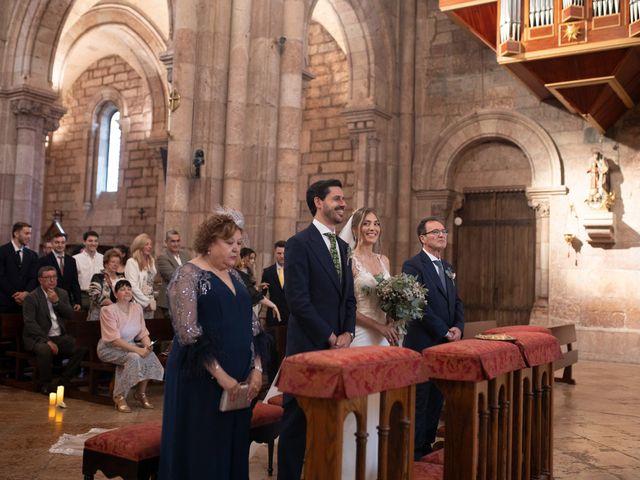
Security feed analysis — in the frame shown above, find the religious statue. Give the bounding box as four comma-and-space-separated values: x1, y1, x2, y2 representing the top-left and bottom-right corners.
585, 151, 615, 210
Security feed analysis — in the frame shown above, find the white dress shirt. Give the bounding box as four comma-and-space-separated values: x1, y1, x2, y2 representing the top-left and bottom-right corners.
73, 250, 104, 291
313, 218, 342, 264
422, 248, 445, 277
42, 288, 61, 337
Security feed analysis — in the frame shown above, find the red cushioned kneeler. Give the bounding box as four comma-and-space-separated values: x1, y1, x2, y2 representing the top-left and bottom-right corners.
82, 422, 162, 480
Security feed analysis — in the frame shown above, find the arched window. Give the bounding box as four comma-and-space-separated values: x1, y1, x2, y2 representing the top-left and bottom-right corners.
96, 103, 122, 194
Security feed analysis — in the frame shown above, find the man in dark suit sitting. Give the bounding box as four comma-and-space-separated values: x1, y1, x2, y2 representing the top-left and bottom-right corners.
22, 266, 87, 394
261, 240, 289, 380
0, 222, 38, 313
277, 179, 356, 480
402, 216, 464, 459
38, 233, 82, 311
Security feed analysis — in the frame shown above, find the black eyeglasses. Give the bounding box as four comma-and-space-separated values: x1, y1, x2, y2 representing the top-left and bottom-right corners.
423, 229, 448, 236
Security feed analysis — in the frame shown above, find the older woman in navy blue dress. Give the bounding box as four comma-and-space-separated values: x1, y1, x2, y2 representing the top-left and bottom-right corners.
160, 214, 266, 480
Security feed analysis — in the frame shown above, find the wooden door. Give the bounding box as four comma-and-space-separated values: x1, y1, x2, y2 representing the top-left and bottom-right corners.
453, 191, 535, 326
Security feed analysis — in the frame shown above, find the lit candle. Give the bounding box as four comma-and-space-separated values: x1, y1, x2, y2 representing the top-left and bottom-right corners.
56, 385, 64, 405
49, 392, 57, 406
48, 406, 56, 420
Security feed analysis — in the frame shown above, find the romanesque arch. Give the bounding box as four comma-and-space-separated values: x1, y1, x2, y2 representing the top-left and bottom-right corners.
420, 110, 564, 191
414, 109, 568, 324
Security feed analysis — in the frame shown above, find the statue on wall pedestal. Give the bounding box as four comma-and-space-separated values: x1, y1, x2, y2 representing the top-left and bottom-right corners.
585, 151, 615, 211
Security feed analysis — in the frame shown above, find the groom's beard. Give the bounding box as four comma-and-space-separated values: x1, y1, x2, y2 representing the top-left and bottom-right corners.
323, 205, 345, 225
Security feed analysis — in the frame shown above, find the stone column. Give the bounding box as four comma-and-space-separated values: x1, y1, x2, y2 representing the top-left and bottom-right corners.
526, 185, 568, 325
342, 106, 391, 210
274, 0, 305, 240
394, 0, 417, 270
222, 0, 253, 209
9, 89, 65, 245
164, 0, 198, 241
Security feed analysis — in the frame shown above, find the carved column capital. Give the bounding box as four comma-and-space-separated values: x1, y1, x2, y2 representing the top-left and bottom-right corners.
9, 88, 65, 134
342, 105, 391, 135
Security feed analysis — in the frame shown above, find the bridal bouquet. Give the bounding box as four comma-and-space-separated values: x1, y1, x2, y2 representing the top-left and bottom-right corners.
375, 273, 428, 335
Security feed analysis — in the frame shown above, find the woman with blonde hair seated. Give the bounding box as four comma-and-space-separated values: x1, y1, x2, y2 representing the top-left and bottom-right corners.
124, 233, 157, 319
97, 278, 164, 412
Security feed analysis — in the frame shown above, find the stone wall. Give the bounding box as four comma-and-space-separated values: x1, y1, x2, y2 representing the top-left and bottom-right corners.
416, 0, 640, 362
43, 55, 161, 247
298, 21, 353, 230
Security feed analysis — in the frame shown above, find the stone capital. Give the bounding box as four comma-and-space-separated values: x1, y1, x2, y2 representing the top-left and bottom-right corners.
7, 86, 66, 134
342, 104, 391, 135
526, 185, 568, 217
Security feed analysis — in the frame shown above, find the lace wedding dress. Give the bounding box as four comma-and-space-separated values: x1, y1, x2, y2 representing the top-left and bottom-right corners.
342, 254, 391, 479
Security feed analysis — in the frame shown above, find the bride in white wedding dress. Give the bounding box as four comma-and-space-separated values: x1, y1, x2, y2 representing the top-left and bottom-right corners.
339, 207, 400, 479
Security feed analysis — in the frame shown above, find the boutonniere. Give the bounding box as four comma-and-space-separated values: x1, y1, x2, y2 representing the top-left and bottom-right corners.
445, 268, 456, 281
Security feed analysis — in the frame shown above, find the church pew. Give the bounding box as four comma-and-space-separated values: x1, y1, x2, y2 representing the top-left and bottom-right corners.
549, 324, 578, 384
422, 327, 562, 480
277, 346, 429, 480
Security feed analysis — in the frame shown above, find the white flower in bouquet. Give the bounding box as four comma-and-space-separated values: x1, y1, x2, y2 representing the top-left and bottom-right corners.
375, 273, 428, 336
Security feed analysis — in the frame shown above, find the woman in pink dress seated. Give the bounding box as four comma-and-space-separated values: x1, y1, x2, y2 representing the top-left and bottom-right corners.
97, 278, 164, 412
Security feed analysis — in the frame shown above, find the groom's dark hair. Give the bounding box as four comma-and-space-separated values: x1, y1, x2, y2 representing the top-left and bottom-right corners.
306, 179, 343, 216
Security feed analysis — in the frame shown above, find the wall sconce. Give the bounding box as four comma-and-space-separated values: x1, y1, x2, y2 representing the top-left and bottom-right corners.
193, 149, 204, 178
276, 36, 287, 54
564, 204, 580, 264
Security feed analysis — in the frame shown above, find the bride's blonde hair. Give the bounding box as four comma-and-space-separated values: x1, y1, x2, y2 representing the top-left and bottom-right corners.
351, 207, 382, 252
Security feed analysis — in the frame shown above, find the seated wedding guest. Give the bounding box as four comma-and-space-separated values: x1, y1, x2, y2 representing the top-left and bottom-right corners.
157, 229, 190, 318
87, 249, 125, 321
113, 245, 128, 274
22, 266, 87, 394
97, 279, 164, 413
160, 213, 267, 480
73, 230, 103, 310
0, 222, 39, 313
124, 233, 157, 319
38, 233, 82, 311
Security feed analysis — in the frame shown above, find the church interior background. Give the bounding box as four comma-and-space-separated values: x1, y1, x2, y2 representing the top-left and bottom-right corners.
2, 1, 640, 479
1, 0, 639, 366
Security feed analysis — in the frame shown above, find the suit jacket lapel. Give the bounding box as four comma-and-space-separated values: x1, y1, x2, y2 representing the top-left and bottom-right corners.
307, 225, 341, 291
420, 251, 447, 298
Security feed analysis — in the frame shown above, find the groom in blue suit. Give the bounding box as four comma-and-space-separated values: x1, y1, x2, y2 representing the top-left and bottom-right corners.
277, 178, 356, 480
402, 216, 464, 459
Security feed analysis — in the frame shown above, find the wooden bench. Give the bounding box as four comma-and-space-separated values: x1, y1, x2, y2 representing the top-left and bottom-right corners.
82, 403, 283, 479
549, 324, 578, 384
462, 320, 497, 339
1, 313, 37, 389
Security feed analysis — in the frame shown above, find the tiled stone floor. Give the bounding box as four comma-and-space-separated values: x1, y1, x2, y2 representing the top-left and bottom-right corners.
0, 360, 638, 479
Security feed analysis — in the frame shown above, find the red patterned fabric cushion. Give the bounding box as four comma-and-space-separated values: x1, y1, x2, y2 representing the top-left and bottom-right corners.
422, 339, 526, 382
484, 325, 551, 335
277, 346, 429, 399
84, 422, 162, 461
501, 331, 562, 367
418, 448, 445, 465
413, 461, 444, 479
267, 394, 283, 406
251, 403, 283, 428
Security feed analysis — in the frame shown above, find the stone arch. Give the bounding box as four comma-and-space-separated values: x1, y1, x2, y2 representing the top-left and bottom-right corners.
420, 110, 564, 191
414, 109, 568, 325
52, 4, 168, 137
307, 0, 395, 111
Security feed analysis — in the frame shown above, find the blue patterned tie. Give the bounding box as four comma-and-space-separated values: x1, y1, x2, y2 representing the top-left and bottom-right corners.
433, 260, 446, 290
324, 233, 342, 280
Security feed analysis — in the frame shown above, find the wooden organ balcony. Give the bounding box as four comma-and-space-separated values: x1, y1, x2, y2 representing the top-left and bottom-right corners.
439, 0, 640, 132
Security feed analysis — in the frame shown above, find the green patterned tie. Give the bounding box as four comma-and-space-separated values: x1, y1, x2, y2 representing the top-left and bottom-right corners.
324, 233, 342, 280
